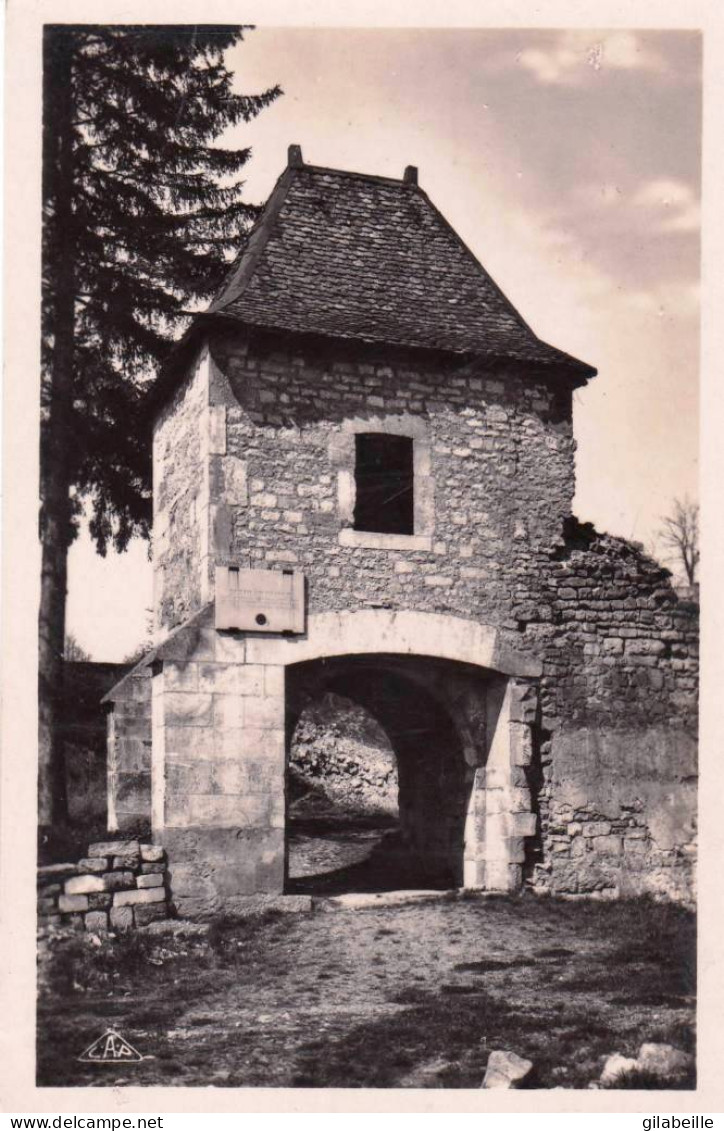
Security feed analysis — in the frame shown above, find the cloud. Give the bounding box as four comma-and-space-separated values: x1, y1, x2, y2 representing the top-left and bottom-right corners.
516, 31, 664, 86
631, 178, 701, 233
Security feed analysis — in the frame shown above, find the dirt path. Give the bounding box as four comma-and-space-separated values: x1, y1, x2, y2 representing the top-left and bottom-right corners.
37, 894, 695, 1089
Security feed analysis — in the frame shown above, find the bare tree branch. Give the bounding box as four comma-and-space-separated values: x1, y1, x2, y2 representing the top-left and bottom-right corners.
658, 496, 699, 585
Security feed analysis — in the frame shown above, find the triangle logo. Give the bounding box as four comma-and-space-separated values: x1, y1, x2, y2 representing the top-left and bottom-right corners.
78, 1029, 143, 1063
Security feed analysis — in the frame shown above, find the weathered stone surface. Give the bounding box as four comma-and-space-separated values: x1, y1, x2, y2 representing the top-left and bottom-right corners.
38, 863, 79, 879
637, 1043, 693, 1080
85, 911, 109, 934
600, 1054, 640, 1085
133, 903, 169, 927
65, 875, 107, 895
482, 1050, 534, 1089
87, 892, 113, 911
77, 858, 108, 874
113, 853, 141, 870
140, 844, 165, 863
109, 905, 134, 931
137, 873, 165, 889
37, 882, 62, 896
88, 840, 140, 857
58, 894, 89, 913
113, 887, 167, 907
102, 871, 136, 892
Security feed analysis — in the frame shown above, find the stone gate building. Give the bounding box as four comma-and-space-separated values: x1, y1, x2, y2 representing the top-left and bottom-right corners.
105, 147, 698, 918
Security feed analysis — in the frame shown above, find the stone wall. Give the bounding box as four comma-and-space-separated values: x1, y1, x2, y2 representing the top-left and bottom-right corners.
152, 329, 575, 639
518, 524, 698, 901
37, 839, 169, 932
107, 328, 698, 908
153, 349, 213, 633
106, 665, 153, 834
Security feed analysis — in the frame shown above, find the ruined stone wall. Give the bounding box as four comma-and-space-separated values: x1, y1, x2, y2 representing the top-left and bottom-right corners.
518, 526, 698, 901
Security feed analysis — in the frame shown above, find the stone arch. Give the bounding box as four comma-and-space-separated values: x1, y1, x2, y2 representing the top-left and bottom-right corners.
244, 608, 542, 681
286, 655, 472, 889
140, 605, 541, 916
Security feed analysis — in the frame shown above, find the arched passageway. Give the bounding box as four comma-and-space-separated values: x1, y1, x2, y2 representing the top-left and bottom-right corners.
285, 654, 488, 894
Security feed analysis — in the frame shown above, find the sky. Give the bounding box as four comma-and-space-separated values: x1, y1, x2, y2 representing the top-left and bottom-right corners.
66, 26, 701, 661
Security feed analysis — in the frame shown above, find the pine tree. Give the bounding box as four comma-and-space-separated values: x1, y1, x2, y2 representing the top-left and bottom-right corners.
40, 24, 280, 835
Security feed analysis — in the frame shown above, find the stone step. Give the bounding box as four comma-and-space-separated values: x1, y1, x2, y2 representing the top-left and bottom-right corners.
313, 888, 458, 911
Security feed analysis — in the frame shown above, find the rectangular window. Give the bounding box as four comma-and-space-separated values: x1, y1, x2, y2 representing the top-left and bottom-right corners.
353, 433, 414, 535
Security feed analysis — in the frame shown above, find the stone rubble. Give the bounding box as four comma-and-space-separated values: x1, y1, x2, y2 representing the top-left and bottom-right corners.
481, 1049, 534, 1089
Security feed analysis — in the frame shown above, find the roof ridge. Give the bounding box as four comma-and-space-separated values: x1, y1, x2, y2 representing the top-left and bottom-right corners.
414, 185, 537, 339
296, 163, 412, 188
209, 165, 297, 313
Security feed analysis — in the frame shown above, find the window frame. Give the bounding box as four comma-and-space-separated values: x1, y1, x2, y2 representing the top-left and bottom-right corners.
330, 415, 435, 551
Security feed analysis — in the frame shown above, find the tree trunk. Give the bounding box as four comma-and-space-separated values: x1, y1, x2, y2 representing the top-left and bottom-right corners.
38, 30, 76, 837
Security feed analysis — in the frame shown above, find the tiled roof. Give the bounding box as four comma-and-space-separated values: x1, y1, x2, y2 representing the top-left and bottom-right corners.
205, 150, 595, 380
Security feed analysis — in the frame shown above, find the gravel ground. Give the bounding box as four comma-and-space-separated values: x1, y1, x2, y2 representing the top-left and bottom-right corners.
37, 883, 695, 1089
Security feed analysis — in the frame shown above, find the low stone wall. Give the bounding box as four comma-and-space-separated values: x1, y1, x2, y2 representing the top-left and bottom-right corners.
37, 839, 169, 932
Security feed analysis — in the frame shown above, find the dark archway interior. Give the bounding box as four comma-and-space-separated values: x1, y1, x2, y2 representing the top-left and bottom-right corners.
285, 655, 471, 895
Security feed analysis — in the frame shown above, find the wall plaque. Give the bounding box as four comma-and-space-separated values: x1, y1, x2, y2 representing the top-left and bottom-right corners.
214, 566, 305, 633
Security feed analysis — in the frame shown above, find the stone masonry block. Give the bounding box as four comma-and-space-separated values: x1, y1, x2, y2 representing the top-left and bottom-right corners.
58, 894, 89, 913
102, 871, 136, 892
509, 680, 539, 724
137, 873, 165, 889
222, 455, 248, 504
141, 862, 166, 874
113, 887, 167, 907
110, 905, 134, 930
213, 695, 244, 731
238, 666, 265, 697
164, 725, 216, 758
163, 662, 199, 692
186, 792, 285, 829
166, 760, 214, 795
507, 837, 526, 864
463, 858, 486, 888
87, 893, 113, 911
243, 696, 284, 731
198, 663, 240, 695
113, 852, 141, 870
88, 840, 139, 857
510, 812, 537, 837
510, 723, 533, 767
263, 666, 285, 698
507, 787, 533, 813
210, 758, 284, 796
209, 406, 227, 454
85, 911, 109, 933
77, 858, 108, 874
141, 844, 165, 863
485, 860, 516, 892
165, 693, 214, 727
134, 904, 169, 927
214, 632, 246, 663
65, 875, 107, 896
